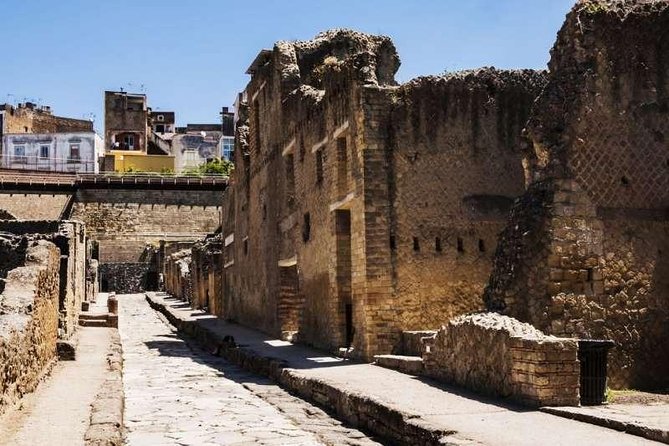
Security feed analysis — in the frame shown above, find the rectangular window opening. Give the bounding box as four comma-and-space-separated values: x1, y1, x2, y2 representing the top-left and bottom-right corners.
413, 237, 420, 252
457, 237, 464, 253
302, 212, 311, 242
435, 237, 442, 252
478, 238, 485, 253
316, 149, 324, 185
40, 145, 50, 159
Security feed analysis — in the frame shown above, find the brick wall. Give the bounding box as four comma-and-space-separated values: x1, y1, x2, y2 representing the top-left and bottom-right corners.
423, 313, 580, 407
0, 240, 60, 414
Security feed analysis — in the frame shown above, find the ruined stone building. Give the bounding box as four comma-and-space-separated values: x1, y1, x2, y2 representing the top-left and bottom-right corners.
217, 30, 545, 359
484, 0, 669, 389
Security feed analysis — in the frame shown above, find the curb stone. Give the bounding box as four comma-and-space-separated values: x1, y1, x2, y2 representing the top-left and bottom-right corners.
541, 407, 669, 445
146, 293, 478, 446
84, 329, 124, 446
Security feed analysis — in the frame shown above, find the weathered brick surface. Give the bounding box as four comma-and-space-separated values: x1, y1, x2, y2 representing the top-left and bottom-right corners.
422, 313, 580, 407
0, 240, 61, 414
484, 0, 669, 389
390, 70, 546, 331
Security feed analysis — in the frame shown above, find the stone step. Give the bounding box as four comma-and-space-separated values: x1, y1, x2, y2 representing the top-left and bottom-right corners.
79, 313, 109, 321
373, 354, 424, 375
79, 318, 108, 328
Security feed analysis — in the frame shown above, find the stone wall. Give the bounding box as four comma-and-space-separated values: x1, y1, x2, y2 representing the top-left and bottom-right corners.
0, 240, 61, 414
190, 234, 223, 316
0, 192, 71, 220
164, 250, 193, 302
389, 69, 546, 331
99, 262, 153, 294
0, 220, 88, 339
423, 313, 580, 407
484, 0, 669, 389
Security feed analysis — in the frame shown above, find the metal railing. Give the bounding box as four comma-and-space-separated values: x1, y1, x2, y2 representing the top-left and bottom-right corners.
0, 154, 97, 173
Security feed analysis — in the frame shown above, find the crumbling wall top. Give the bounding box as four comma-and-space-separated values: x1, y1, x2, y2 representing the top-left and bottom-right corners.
266, 29, 400, 91
447, 312, 551, 340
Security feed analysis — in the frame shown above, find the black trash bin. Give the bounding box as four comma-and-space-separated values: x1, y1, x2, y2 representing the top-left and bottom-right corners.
578, 339, 615, 405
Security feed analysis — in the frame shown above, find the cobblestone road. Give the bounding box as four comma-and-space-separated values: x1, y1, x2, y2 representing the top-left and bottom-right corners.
119, 294, 381, 446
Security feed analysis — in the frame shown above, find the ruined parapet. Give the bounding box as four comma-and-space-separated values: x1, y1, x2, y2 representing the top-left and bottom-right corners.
484, 0, 669, 389
0, 240, 61, 414
423, 312, 579, 407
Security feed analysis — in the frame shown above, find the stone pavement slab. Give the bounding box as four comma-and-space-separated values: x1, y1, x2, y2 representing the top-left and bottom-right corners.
120, 293, 379, 446
146, 291, 662, 446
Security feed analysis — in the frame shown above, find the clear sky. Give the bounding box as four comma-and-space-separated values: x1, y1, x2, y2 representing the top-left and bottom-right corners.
2, 0, 575, 133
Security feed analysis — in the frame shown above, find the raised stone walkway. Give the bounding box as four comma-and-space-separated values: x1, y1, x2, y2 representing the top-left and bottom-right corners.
147, 291, 660, 446
120, 293, 379, 446
0, 327, 113, 446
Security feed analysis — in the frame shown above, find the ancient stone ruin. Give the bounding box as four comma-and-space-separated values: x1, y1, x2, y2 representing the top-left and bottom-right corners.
0, 219, 95, 413
162, 0, 669, 403
484, 0, 669, 390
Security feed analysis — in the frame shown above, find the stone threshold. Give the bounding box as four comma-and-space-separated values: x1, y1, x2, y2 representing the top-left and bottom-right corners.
145, 292, 467, 446
541, 406, 669, 445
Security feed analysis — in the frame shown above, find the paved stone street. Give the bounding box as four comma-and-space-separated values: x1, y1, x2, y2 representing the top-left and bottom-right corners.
119, 293, 381, 446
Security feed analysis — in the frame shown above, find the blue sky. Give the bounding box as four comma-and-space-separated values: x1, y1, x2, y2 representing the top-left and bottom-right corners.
2, 0, 575, 132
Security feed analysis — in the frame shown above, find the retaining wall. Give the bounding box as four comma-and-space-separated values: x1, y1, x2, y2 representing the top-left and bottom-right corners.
0, 241, 61, 413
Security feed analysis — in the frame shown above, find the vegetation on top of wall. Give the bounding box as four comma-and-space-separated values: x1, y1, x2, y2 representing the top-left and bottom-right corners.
579, 1, 609, 16
183, 157, 234, 177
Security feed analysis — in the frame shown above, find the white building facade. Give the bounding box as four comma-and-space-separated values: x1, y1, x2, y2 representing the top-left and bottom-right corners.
2, 132, 104, 173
